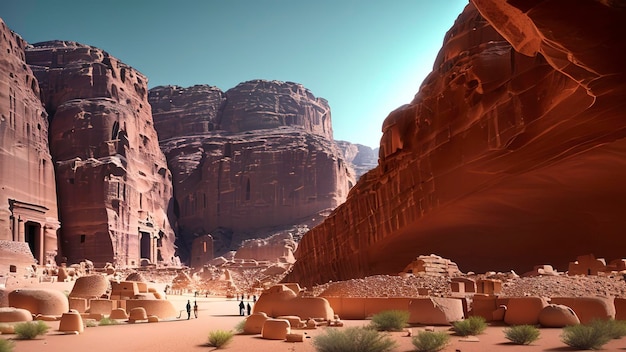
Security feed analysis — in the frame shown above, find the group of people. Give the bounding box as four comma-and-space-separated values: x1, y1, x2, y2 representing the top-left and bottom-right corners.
185, 300, 198, 320
238, 300, 252, 316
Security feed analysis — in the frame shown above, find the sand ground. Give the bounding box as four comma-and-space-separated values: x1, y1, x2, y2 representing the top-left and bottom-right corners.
4, 282, 626, 352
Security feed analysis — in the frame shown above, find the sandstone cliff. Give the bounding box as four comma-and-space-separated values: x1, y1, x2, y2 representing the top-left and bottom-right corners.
335, 141, 379, 180
0, 19, 60, 267
285, 1, 626, 287
25, 41, 176, 266
150, 81, 355, 260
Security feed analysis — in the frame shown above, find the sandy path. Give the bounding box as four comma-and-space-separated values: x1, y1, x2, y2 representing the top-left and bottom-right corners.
4, 290, 626, 351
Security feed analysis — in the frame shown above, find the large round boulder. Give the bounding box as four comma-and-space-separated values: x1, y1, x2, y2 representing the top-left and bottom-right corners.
69, 274, 109, 299
539, 304, 580, 328
9, 288, 69, 315
0, 307, 33, 322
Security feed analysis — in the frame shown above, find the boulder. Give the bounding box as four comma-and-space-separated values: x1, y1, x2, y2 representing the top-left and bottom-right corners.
408, 297, 464, 325
503, 297, 548, 326
551, 297, 615, 324
261, 319, 290, 340
539, 304, 580, 328
9, 288, 68, 315
243, 312, 270, 334
0, 307, 33, 322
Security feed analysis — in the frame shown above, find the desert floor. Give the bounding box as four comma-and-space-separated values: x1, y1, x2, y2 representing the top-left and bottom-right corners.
3, 282, 626, 352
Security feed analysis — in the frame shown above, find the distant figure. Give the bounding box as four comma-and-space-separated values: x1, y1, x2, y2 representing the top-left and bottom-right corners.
241, 294, 244, 301
239, 301, 245, 316
186, 300, 191, 320
252, 295, 257, 302
246, 302, 251, 316
193, 301, 198, 318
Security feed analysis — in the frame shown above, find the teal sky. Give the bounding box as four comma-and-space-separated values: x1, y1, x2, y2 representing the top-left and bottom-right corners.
1, 0, 468, 148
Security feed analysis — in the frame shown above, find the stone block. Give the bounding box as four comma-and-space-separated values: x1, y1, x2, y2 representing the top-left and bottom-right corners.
408, 297, 464, 325
470, 294, 498, 322
550, 297, 615, 324
69, 297, 87, 313
567, 254, 607, 275
128, 307, 148, 323
277, 315, 305, 329
261, 319, 291, 340
503, 296, 548, 325
125, 299, 177, 319
285, 333, 303, 342
243, 312, 269, 334
59, 310, 84, 334
477, 279, 502, 294
111, 281, 139, 299
109, 308, 128, 320
539, 304, 580, 328
89, 299, 114, 316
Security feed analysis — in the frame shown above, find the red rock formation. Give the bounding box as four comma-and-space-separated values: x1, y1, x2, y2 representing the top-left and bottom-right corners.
285, 1, 626, 287
150, 81, 354, 259
234, 233, 297, 263
335, 141, 379, 180
25, 41, 176, 267
0, 19, 60, 266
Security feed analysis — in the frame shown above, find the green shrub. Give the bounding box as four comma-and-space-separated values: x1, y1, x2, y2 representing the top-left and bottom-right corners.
452, 316, 487, 336
0, 339, 14, 352
313, 326, 397, 352
84, 319, 98, 328
411, 331, 450, 352
588, 319, 626, 339
503, 325, 540, 345
234, 319, 246, 334
207, 330, 234, 349
14, 320, 49, 339
99, 317, 120, 326
370, 310, 410, 331
561, 323, 611, 350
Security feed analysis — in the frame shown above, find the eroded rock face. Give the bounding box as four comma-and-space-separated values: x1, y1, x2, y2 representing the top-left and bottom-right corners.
150, 81, 354, 260
25, 41, 176, 267
285, 2, 626, 287
234, 233, 297, 263
0, 19, 60, 266
335, 141, 379, 180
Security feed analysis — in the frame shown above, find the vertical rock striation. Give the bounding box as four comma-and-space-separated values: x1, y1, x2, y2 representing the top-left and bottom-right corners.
26, 41, 176, 266
285, 1, 626, 287
150, 80, 354, 259
0, 19, 60, 266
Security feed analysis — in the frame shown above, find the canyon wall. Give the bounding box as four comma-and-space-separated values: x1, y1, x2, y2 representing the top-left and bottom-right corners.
150, 81, 355, 259
0, 19, 60, 266
335, 141, 379, 180
286, 1, 626, 287
25, 41, 176, 266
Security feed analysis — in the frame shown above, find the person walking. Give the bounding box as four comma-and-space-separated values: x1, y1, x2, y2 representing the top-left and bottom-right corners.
238, 300, 245, 316
186, 300, 191, 320
246, 302, 251, 316
193, 300, 198, 318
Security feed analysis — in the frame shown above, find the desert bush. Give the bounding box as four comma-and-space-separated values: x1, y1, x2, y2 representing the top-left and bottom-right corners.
99, 317, 120, 326
370, 310, 410, 331
14, 320, 49, 339
452, 316, 487, 336
411, 331, 450, 352
313, 326, 397, 352
207, 330, 233, 349
0, 339, 14, 352
503, 325, 540, 345
588, 319, 626, 339
561, 323, 611, 350
234, 319, 246, 334
84, 319, 97, 328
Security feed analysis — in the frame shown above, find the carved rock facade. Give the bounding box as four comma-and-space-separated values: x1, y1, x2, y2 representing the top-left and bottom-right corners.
286, 1, 626, 287
25, 41, 176, 266
150, 81, 354, 260
0, 19, 59, 266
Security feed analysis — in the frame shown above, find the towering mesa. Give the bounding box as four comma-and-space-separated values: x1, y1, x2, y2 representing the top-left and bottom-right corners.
0, 20, 60, 266
286, 1, 626, 287
26, 40, 176, 266
150, 80, 354, 258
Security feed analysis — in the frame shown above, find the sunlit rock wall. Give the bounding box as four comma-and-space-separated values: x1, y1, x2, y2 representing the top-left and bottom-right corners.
0, 19, 59, 266
285, 1, 626, 287
150, 81, 354, 260
26, 41, 176, 266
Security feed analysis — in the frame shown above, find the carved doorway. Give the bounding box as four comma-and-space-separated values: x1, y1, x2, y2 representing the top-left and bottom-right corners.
140, 231, 151, 262
25, 221, 41, 263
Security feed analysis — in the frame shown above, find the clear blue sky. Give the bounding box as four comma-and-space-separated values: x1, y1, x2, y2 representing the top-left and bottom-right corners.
1, 0, 468, 148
